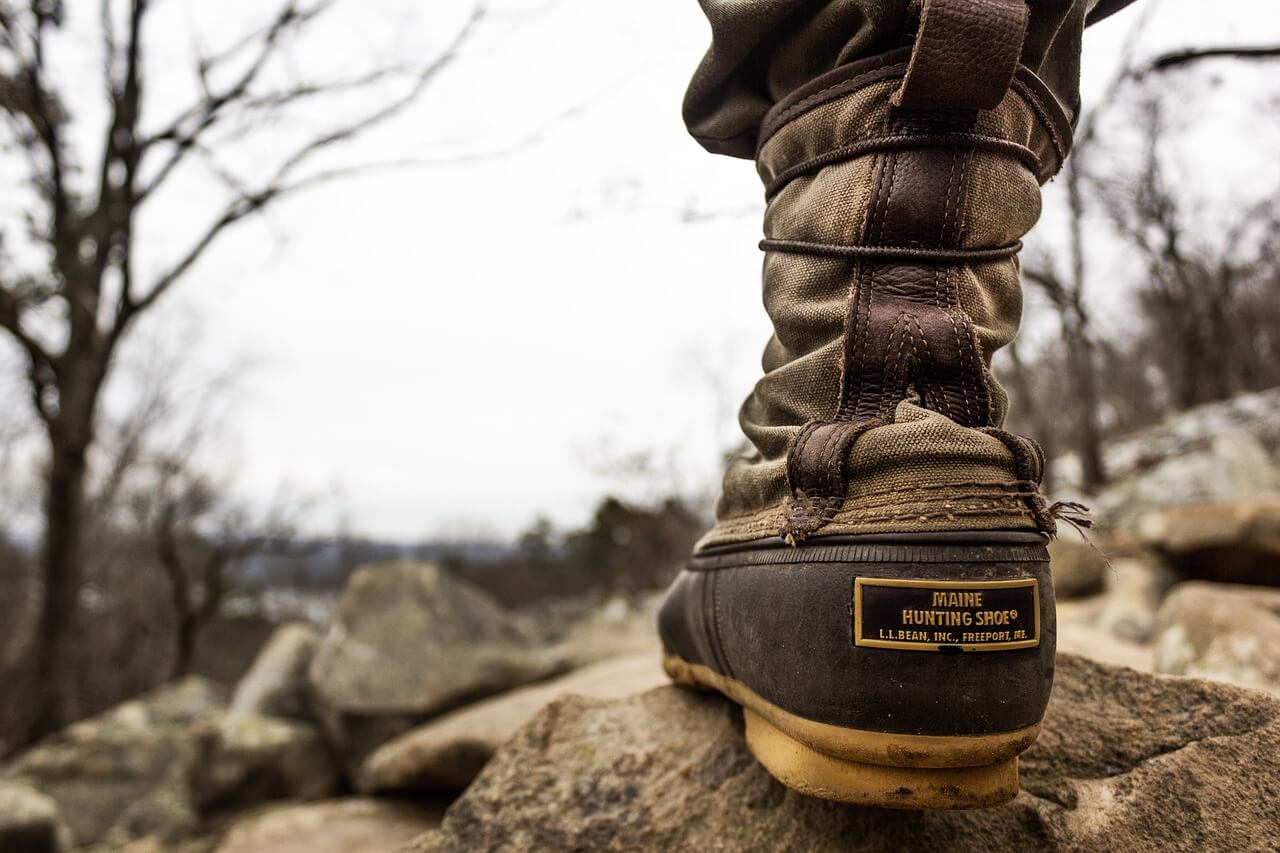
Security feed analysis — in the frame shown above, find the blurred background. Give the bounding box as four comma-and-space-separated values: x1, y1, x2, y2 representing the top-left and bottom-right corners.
0, 0, 1278, 850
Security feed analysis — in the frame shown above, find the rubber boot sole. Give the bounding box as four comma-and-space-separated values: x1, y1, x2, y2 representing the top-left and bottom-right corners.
663, 653, 1038, 809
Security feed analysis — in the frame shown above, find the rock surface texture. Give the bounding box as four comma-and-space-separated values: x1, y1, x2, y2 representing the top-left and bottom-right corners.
1155, 581, 1280, 694
0, 781, 69, 853
230, 622, 321, 719
360, 650, 666, 793
1054, 389, 1280, 528
1138, 501, 1280, 586
308, 561, 566, 769
1047, 538, 1106, 600
214, 798, 444, 853
2, 677, 224, 847
187, 711, 340, 814
309, 562, 562, 716
408, 654, 1280, 853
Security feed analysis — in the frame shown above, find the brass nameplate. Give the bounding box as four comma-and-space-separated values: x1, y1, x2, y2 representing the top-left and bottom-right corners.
853, 577, 1040, 652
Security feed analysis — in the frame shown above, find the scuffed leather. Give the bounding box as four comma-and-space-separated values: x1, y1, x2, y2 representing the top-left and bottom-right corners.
659, 541, 1055, 736
893, 0, 1030, 113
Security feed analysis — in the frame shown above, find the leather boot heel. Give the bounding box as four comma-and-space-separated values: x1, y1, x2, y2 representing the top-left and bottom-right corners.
658, 532, 1055, 809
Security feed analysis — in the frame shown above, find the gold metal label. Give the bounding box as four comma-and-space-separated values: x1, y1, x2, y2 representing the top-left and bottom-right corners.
853, 577, 1040, 652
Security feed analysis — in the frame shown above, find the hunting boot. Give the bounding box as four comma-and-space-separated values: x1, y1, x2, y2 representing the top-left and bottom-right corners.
660, 0, 1082, 809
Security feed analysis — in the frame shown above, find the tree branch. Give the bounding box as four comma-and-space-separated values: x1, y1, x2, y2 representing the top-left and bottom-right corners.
1147, 45, 1280, 73
0, 278, 56, 422
137, 0, 335, 202
122, 1, 486, 324
0, 280, 52, 367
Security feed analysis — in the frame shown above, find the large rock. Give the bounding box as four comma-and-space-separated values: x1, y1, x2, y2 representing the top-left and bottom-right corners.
1048, 538, 1106, 600
1138, 501, 1280, 586
1094, 429, 1280, 529
0, 781, 69, 853
309, 562, 564, 766
2, 676, 224, 847
1052, 390, 1280, 529
360, 651, 666, 793
3, 677, 340, 850
1090, 557, 1174, 644
215, 798, 444, 853
407, 655, 1280, 852
1155, 581, 1280, 694
230, 622, 321, 719
1055, 616, 1151, 672
187, 712, 339, 815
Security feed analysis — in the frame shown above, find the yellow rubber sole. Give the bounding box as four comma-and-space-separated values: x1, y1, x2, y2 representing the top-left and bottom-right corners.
663, 654, 1036, 809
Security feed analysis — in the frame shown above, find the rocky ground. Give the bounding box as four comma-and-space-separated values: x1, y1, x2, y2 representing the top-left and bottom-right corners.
4, 392, 1280, 852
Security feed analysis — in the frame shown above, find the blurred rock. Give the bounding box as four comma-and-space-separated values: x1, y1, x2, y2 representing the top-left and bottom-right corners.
1055, 622, 1151, 672
2, 677, 224, 847
117, 836, 217, 853
0, 781, 70, 853
309, 562, 565, 767
1053, 390, 1280, 529
1092, 557, 1174, 644
408, 655, 1280, 852
1138, 501, 1280, 586
214, 798, 443, 853
1095, 429, 1280, 530
1048, 538, 1106, 599
547, 594, 663, 668
360, 650, 666, 793
188, 712, 339, 815
230, 622, 320, 720
1154, 581, 1280, 694
310, 562, 562, 716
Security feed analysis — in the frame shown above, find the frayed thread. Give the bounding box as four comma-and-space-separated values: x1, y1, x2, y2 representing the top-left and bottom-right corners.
1048, 500, 1113, 572
1048, 500, 1093, 535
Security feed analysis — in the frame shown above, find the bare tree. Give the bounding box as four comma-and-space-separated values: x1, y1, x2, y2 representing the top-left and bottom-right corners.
1016, 8, 1157, 492
1016, 14, 1280, 493
138, 452, 305, 678
0, 0, 484, 735
1098, 96, 1280, 409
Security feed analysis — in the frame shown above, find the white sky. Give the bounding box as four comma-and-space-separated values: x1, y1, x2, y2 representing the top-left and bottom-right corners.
3, 0, 1279, 542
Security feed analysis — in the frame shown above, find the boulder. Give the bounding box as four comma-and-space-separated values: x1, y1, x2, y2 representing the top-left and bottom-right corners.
215, 798, 444, 853
308, 562, 564, 766
360, 650, 666, 793
2, 676, 224, 847
1055, 621, 1151, 672
1137, 501, 1280, 586
1091, 557, 1174, 644
1093, 429, 1280, 530
408, 655, 1280, 852
1154, 581, 1280, 694
1048, 538, 1106, 599
0, 781, 69, 853
1051, 390, 1280, 528
187, 712, 340, 815
230, 623, 321, 719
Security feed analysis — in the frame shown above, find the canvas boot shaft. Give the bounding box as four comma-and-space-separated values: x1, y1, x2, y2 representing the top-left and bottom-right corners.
705, 1, 1072, 548
660, 0, 1081, 809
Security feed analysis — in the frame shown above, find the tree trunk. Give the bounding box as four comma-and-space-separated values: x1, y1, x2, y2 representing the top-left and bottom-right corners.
156, 514, 197, 679
172, 608, 198, 679
33, 437, 89, 739
1003, 341, 1058, 493
1064, 315, 1107, 491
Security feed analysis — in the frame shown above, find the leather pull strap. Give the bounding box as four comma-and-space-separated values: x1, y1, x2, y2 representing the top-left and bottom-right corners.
892, 0, 1029, 113
782, 418, 882, 544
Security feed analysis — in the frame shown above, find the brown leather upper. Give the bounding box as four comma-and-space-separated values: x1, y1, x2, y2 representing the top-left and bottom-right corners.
658, 535, 1056, 736
893, 0, 1029, 113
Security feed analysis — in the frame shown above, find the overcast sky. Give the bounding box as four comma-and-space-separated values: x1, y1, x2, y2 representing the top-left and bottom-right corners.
3, 0, 1278, 543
